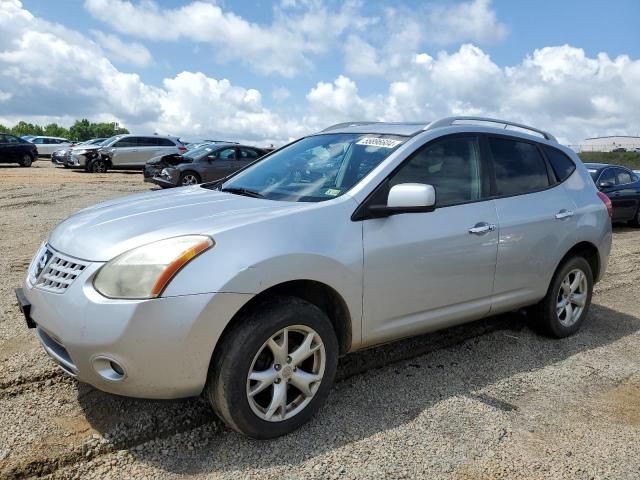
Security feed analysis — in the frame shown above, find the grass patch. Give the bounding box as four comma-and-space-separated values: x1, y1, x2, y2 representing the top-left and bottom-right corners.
578, 152, 640, 170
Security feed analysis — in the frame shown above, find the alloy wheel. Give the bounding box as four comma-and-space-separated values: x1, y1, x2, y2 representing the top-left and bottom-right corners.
556, 268, 588, 327
181, 174, 199, 185
246, 325, 326, 422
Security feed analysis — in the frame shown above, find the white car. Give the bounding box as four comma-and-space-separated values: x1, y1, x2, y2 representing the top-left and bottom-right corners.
29, 136, 72, 156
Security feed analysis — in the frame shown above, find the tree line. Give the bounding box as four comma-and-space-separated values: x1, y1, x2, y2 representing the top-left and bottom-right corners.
0, 119, 129, 141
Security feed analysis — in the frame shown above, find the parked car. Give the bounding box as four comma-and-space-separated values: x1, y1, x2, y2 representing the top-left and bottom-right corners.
611, 147, 627, 153
16, 117, 612, 439
52, 138, 107, 166
146, 143, 270, 187
67, 134, 187, 172
586, 163, 640, 225
29, 136, 72, 156
0, 133, 38, 167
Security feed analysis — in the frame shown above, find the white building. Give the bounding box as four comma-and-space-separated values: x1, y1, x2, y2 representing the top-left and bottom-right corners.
581, 136, 640, 152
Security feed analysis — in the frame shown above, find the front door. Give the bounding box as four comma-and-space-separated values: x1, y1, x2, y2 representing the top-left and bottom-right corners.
362, 135, 498, 346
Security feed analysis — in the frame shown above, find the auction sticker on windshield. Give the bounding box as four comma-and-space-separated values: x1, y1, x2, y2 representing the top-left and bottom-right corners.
356, 137, 403, 148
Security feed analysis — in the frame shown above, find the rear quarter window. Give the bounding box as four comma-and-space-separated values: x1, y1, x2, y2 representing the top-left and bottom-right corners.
543, 146, 576, 182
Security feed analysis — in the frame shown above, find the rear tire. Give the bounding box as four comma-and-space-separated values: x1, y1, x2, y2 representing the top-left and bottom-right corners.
206, 296, 338, 439
530, 256, 593, 338
19, 154, 32, 168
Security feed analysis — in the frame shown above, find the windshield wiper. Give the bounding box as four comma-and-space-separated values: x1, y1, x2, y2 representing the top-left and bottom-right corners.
220, 187, 265, 198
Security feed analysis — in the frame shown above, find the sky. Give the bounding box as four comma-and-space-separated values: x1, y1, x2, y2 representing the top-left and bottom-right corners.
1, 0, 639, 146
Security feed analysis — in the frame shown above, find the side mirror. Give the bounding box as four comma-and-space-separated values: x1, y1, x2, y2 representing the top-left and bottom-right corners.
368, 183, 436, 218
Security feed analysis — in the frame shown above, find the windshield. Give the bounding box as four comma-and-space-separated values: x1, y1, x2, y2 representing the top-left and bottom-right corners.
102, 135, 125, 146
213, 133, 406, 202
183, 144, 216, 159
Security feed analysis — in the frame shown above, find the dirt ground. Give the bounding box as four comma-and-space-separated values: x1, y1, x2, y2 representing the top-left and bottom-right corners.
1, 161, 639, 479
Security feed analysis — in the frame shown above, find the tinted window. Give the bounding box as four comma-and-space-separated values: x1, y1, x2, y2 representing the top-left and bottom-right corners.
136, 137, 158, 147
390, 137, 482, 207
32, 138, 44, 144
113, 137, 138, 148
489, 138, 550, 196
156, 138, 176, 147
543, 146, 575, 182
240, 148, 259, 159
5, 135, 20, 144
598, 169, 616, 186
218, 148, 236, 159
614, 168, 633, 184
0, 134, 6, 143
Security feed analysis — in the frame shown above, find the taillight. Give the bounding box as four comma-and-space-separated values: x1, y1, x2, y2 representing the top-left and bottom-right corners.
597, 191, 613, 218
178, 146, 187, 153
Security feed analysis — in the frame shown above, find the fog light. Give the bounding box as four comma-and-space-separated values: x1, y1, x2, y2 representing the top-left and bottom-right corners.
92, 356, 126, 382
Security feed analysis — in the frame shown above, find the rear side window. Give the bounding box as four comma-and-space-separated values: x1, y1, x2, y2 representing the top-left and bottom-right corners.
543, 146, 575, 182
240, 148, 259, 159
489, 138, 550, 196
614, 168, 633, 184
156, 138, 176, 147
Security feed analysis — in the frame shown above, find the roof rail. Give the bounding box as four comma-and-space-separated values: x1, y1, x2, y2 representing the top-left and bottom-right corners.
321, 121, 380, 132
424, 116, 557, 142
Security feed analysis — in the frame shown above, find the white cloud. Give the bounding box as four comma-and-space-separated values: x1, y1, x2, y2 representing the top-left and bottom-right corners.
91, 30, 152, 67
309, 44, 640, 144
272, 87, 291, 102
427, 0, 507, 46
83, 0, 375, 77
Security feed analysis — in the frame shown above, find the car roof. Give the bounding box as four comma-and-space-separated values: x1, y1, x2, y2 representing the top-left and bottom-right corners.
317, 117, 559, 144
584, 163, 613, 170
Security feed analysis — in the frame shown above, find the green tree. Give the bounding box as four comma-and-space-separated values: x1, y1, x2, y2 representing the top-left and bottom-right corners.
43, 123, 70, 138
68, 119, 93, 141
0, 124, 9, 133
11, 121, 44, 137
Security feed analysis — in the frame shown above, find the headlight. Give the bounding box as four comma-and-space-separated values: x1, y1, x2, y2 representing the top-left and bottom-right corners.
93, 235, 214, 299
160, 168, 173, 177
75, 149, 87, 155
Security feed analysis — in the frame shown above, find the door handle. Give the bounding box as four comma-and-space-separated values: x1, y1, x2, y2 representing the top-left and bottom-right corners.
555, 209, 574, 220
469, 222, 496, 235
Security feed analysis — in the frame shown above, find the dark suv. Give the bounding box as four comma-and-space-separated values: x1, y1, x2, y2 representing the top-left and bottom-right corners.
0, 133, 38, 167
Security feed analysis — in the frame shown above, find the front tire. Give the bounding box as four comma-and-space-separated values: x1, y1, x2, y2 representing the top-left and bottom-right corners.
531, 256, 593, 338
179, 171, 201, 186
206, 297, 338, 439
19, 154, 33, 167
630, 207, 640, 227
88, 159, 108, 173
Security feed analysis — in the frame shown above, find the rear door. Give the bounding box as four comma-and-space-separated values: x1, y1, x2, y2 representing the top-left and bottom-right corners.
238, 147, 261, 170
488, 135, 577, 313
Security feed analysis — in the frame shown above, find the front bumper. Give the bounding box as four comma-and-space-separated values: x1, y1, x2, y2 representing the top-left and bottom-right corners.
150, 175, 177, 188
20, 257, 252, 399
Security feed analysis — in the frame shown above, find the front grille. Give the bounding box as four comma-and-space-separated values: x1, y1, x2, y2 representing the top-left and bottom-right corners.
144, 165, 160, 178
34, 249, 88, 294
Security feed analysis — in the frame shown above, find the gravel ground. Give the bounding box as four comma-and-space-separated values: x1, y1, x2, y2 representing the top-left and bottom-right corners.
1, 161, 639, 479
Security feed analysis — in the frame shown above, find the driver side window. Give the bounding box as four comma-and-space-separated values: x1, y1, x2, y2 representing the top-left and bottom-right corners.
389, 137, 482, 207
598, 169, 616, 186
218, 148, 237, 159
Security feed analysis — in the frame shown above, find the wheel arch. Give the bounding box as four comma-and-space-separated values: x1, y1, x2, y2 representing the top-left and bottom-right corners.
558, 241, 601, 283
213, 280, 353, 358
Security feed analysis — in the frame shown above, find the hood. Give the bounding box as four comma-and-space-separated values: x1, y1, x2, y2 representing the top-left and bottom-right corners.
147, 153, 186, 166
48, 187, 306, 261
73, 145, 101, 152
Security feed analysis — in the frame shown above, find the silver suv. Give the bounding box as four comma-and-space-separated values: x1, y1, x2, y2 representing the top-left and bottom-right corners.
67, 134, 186, 172
17, 117, 612, 438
